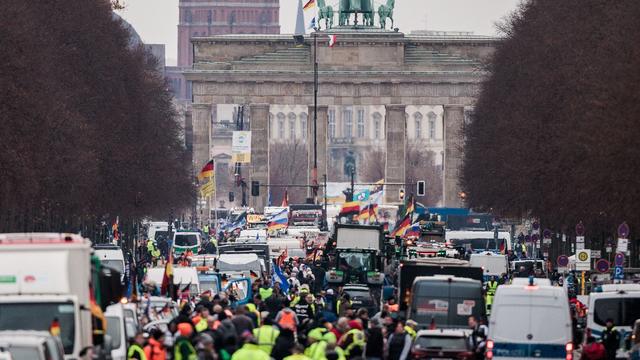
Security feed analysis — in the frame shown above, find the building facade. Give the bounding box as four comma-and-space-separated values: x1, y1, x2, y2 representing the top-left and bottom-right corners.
185, 28, 497, 215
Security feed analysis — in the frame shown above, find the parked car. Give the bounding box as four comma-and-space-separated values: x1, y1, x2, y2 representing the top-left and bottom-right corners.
411, 329, 473, 359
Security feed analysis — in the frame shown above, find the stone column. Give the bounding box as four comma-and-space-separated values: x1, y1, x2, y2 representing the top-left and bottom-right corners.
192, 103, 212, 225
249, 104, 270, 212
384, 105, 406, 204
307, 105, 328, 200
443, 105, 465, 207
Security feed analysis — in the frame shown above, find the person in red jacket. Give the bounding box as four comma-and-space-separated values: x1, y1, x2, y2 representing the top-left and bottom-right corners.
581, 336, 606, 360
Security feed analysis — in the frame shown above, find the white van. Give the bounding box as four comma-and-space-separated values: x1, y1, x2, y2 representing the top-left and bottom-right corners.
147, 221, 169, 242
146, 267, 200, 296
104, 304, 128, 360
469, 252, 508, 279
487, 280, 572, 359
172, 231, 201, 254
446, 230, 512, 252
587, 284, 640, 358
94, 244, 126, 284
217, 253, 263, 279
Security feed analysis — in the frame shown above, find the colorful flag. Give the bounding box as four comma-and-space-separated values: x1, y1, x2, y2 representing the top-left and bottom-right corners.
112, 216, 119, 242
358, 203, 378, 223
328, 35, 337, 47
339, 201, 360, 217
404, 222, 422, 238
272, 259, 290, 293
308, 17, 317, 30
197, 160, 214, 181
268, 208, 289, 231
405, 196, 415, 217
303, 0, 316, 10
391, 215, 411, 238
200, 180, 215, 198
161, 251, 174, 296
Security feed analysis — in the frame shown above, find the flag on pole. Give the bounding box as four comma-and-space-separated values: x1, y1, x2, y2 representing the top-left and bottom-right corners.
281, 190, 289, 207
267, 208, 289, 231
328, 34, 337, 47
200, 180, 215, 198
197, 160, 214, 181
112, 216, 119, 242
339, 201, 360, 217
308, 17, 317, 30
161, 251, 174, 296
405, 195, 415, 217
404, 222, 422, 238
391, 215, 411, 238
303, 0, 316, 10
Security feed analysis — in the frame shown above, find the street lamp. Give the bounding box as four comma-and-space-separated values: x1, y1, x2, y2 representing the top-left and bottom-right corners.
312, 27, 319, 202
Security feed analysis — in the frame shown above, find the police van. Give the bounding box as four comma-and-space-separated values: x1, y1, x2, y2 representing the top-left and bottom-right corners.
587, 283, 640, 358
487, 278, 572, 359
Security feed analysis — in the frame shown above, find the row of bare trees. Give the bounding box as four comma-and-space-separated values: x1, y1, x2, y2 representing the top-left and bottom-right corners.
268, 140, 443, 206
0, 0, 194, 235
462, 1, 640, 235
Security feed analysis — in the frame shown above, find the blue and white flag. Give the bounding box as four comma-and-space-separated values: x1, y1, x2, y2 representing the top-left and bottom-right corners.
308, 17, 317, 30
271, 259, 290, 293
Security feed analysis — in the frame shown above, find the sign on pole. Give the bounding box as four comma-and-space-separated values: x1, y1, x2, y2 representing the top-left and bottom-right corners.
557, 255, 569, 273
595, 259, 610, 273
575, 249, 591, 271
614, 252, 625, 267
617, 238, 629, 253
576, 236, 585, 250
232, 131, 252, 163
614, 266, 624, 280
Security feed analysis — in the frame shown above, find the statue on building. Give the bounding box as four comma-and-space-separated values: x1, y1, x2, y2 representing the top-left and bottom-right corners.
317, 0, 334, 29
378, 0, 395, 29
339, 0, 374, 27
344, 151, 356, 178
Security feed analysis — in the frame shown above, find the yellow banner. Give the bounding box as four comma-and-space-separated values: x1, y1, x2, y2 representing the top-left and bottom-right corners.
200, 180, 215, 198
247, 214, 264, 223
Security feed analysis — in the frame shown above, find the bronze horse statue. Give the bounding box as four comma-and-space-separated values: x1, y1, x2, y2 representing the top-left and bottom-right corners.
317, 0, 334, 29
339, 0, 374, 26
378, 0, 395, 29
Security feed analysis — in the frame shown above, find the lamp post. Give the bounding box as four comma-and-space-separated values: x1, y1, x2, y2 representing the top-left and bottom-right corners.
312, 27, 319, 203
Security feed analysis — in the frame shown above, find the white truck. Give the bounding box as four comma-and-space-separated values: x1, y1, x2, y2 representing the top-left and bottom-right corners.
0, 233, 95, 359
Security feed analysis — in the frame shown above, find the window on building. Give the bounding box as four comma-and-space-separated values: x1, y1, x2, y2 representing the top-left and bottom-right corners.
428, 112, 437, 139
328, 109, 336, 138
300, 113, 308, 139
207, 10, 212, 24
414, 112, 423, 139
357, 110, 365, 138
288, 113, 296, 139
277, 113, 285, 139
343, 109, 353, 138
373, 113, 382, 139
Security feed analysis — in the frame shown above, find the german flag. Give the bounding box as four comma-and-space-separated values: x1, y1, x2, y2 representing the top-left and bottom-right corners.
339, 201, 360, 217
249, 270, 259, 279
405, 196, 415, 217
303, 0, 316, 10
161, 251, 174, 296
391, 215, 411, 238
197, 160, 214, 181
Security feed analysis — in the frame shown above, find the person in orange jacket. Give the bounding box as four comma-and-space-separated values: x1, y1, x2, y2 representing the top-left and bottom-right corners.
144, 329, 168, 360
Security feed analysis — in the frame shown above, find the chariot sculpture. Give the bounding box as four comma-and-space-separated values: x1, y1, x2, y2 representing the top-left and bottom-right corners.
315, 0, 395, 30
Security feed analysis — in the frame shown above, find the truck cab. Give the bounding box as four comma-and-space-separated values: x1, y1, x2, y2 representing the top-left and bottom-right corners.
325, 224, 385, 286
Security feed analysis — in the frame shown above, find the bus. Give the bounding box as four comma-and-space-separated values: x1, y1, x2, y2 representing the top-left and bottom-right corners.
445, 230, 511, 253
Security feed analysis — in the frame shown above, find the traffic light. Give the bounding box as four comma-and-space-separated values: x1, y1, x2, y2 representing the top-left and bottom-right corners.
398, 188, 405, 201
417, 181, 426, 197
228, 192, 235, 202
251, 181, 260, 196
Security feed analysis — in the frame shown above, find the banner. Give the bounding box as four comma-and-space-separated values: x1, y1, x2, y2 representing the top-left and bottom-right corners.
232, 131, 251, 163
200, 179, 215, 198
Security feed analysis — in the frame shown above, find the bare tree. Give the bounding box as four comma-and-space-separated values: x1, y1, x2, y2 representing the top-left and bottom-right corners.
406, 145, 442, 206
462, 0, 640, 234
269, 140, 309, 204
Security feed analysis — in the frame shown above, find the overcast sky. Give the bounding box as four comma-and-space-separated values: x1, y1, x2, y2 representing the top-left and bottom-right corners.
117, 0, 520, 66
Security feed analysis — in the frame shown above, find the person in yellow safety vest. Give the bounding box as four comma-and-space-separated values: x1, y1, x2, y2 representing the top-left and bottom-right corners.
336, 293, 352, 317
404, 320, 418, 340
291, 284, 312, 307
485, 276, 499, 314
127, 332, 147, 360
252, 317, 280, 355
321, 331, 346, 360
521, 243, 527, 257
340, 320, 366, 359
174, 323, 197, 360
259, 286, 273, 301
283, 344, 312, 360
245, 303, 261, 326
230, 335, 270, 360
305, 328, 329, 360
